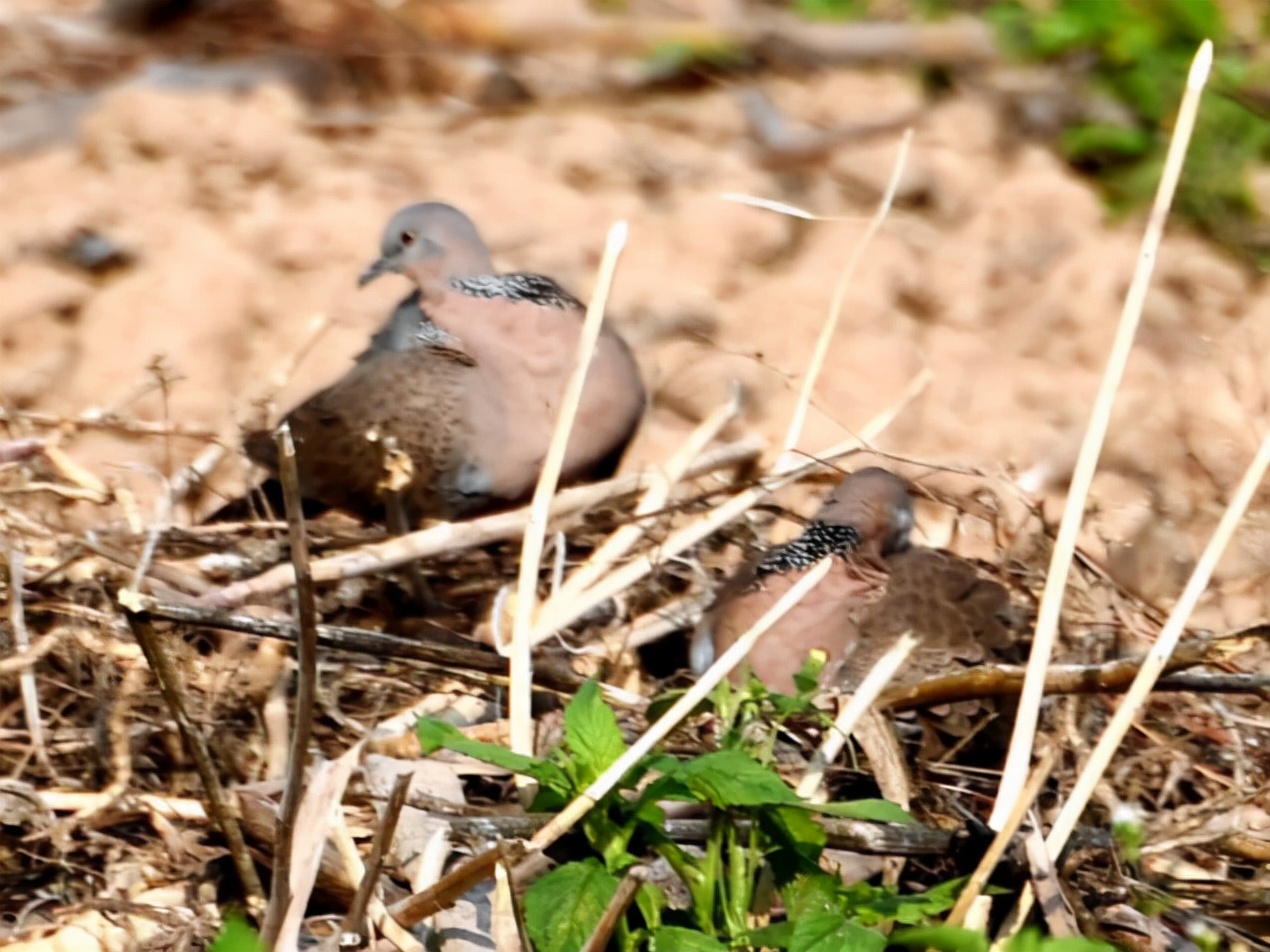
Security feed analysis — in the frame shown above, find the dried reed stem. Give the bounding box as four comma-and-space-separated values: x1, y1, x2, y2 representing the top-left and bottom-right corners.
262, 422, 322, 948
201, 437, 763, 609
720, 193, 864, 221
780, 128, 913, 461
340, 771, 412, 943
988, 40, 1213, 831
509, 221, 628, 758
581, 867, 646, 952
1047, 429, 1270, 854
120, 606, 265, 911
796, 631, 917, 800
948, 748, 1055, 927
6, 540, 50, 774
533, 388, 740, 637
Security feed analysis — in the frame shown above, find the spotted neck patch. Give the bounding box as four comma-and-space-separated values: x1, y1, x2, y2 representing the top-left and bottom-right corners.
755, 522, 863, 578
451, 273, 582, 310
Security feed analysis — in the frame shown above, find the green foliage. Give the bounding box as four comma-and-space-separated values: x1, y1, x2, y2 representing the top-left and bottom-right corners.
794, 0, 867, 22
891, 924, 989, 952
208, 913, 264, 952
1111, 808, 1146, 864
1000, 927, 1116, 952
787, 0, 1270, 262
645, 40, 750, 79
525, 858, 624, 952
415, 678, 964, 952
985, 0, 1270, 262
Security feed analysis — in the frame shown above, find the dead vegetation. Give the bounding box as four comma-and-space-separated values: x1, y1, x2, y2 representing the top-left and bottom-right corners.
5, 388, 1270, 949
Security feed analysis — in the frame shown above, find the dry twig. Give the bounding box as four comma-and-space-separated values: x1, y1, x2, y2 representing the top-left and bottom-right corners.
261, 423, 322, 948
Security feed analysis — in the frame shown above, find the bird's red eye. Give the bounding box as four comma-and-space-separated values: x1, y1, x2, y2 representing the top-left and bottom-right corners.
401, 231, 416, 245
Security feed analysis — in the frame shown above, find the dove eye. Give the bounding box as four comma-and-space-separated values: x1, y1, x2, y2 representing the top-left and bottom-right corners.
401, 230, 416, 246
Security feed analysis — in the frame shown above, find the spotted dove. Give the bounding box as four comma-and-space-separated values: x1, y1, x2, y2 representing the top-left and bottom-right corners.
691, 467, 1014, 695
239, 202, 646, 524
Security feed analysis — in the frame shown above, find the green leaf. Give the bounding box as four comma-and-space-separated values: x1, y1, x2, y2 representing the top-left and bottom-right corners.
812, 799, 915, 825
790, 912, 887, 952
1007, 928, 1043, 952
635, 881, 667, 931
1001, 929, 1117, 952
209, 914, 265, 952
524, 859, 621, 952
1061, 124, 1155, 163
1153, 0, 1225, 42
634, 773, 695, 811
564, 679, 628, 786
791, 653, 827, 695
741, 921, 796, 949
415, 718, 573, 807
781, 871, 844, 920
833, 877, 964, 927
760, 806, 827, 879
647, 925, 732, 951
910, 875, 971, 915
890, 925, 989, 952
793, 0, 864, 22
665, 750, 801, 809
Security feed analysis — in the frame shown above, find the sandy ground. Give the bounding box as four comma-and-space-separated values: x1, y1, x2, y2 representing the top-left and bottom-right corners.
2, 15, 1269, 629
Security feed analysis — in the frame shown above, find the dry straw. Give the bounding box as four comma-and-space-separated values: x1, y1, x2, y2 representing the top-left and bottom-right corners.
796, 632, 918, 800
988, 39, 1215, 832
780, 128, 913, 463
993, 428, 1270, 943
531, 385, 742, 637
508, 221, 629, 759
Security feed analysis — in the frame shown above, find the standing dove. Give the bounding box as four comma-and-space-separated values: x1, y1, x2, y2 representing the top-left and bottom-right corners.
240, 202, 646, 524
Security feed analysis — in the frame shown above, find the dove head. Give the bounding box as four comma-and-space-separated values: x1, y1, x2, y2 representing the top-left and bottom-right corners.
816, 467, 914, 558
359, 202, 494, 289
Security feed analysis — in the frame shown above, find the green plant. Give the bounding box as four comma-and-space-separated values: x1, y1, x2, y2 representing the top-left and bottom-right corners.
793, 0, 868, 22
418, 679, 962, 951
644, 39, 750, 81
793, 0, 1270, 263
209, 913, 265, 952
985, 0, 1270, 262
998, 928, 1116, 952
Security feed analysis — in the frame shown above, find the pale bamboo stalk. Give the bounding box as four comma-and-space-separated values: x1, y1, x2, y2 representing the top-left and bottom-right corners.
532, 388, 740, 637
780, 129, 914, 463
1046, 430, 1270, 854
796, 632, 917, 800
988, 40, 1214, 831
200, 438, 763, 609
509, 221, 628, 759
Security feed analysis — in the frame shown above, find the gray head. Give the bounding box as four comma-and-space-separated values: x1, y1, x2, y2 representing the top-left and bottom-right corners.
816, 467, 914, 558
359, 202, 494, 288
